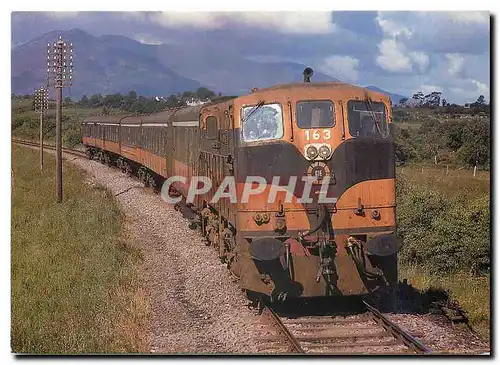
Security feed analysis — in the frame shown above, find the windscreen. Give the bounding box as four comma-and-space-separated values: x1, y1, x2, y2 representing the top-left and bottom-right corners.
347, 100, 389, 138
241, 103, 283, 142
296, 100, 335, 129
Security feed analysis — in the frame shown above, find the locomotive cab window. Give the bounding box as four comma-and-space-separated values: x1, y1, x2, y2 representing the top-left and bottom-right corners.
296, 100, 335, 129
347, 100, 389, 138
241, 103, 283, 142
205, 116, 218, 140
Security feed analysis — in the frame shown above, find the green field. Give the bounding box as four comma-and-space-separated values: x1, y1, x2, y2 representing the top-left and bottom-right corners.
11, 145, 147, 353
397, 164, 490, 340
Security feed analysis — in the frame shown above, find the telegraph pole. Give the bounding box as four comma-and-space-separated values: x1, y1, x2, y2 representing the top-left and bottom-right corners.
33, 87, 49, 170
47, 36, 73, 202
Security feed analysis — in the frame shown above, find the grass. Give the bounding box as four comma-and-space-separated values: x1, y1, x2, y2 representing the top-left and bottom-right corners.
11, 145, 148, 353
396, 165, 490, 341
397, 164, 490, 199
400, 265, 490, 341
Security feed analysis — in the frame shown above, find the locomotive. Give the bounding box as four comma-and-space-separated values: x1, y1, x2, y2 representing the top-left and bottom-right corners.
83, 68, 400, 306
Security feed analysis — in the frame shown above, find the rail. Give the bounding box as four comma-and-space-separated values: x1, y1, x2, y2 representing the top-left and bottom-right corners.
363, 300, 432, 354
12, 138, 87, 158
263, 305, 305, 353
260, 301, 432, 355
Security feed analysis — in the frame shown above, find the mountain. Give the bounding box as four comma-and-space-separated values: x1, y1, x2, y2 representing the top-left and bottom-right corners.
11, 29, 336, 98
11, 29, 201, 97
363, 86, 407, 105
156, 43, 336, 95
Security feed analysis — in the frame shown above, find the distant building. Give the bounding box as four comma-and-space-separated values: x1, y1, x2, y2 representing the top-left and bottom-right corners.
186, 98, 209, 107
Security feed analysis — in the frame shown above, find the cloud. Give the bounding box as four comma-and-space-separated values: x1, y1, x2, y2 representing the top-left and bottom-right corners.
376, 39, 412, 72
319, 55, 359, 82
471, 79, 490, 97
445, 11, 490, 25
446, 53, 465, 76
409, 51, 429, 72
449, 79, 490, 103
376, 11, 489, 55
375, 14, 429, 74
376, 14, 412, 38
151, 11, 335, 34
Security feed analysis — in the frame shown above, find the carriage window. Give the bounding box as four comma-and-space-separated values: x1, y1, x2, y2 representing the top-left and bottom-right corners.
241, 103, 283, 142
204, 116, 218, 140
296, 100, 334, 128
347, 100, 389, 138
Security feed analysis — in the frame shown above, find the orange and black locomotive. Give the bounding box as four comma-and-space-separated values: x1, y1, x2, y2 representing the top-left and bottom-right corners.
83, 69, 400, 305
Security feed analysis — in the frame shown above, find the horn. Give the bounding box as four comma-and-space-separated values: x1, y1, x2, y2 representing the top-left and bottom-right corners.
303, 67, 314, 83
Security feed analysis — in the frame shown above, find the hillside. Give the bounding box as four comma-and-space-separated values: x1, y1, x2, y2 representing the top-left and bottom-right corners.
11, 29, 201, 97
12, 28, 337, 97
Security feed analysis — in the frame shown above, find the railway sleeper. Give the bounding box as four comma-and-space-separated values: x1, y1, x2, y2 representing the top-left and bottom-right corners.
281, 317, 372, 325
260, 330, 389, 343
301, 339, 401, 349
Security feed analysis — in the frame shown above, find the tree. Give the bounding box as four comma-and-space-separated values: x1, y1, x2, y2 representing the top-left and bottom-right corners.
391, 124, 416, 165
80, 94, 89, 106
182, 91, 195, 99
196, 87, 215, 101
442, 98, 447, 107
412, 91, 424, 100
477, 95, 485, 106
458, 119, 490, 167
165, 94, 185, 108
399, 97, 408, 105
89, 94, 103, 107
103, 93, 124, 109
127, 90, 137, 101
445, 121, 465, 151
422, 91, 441, 108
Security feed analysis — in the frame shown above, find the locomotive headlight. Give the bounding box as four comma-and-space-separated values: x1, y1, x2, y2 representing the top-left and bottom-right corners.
306, 146, 318, 159
318, 145, 331, 159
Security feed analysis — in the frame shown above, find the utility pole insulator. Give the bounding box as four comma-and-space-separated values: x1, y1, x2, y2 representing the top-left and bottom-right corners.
34, 87, 49, 171
47, 36, 73, 203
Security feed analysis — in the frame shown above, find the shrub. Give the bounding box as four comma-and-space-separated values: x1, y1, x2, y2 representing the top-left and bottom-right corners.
397, 178, 490, 274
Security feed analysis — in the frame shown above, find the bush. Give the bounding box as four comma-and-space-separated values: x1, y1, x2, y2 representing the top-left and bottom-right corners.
397, 177, 490, 275
63, 123, 83, 148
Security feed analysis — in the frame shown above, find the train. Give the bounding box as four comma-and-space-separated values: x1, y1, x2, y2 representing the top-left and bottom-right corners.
82, 68, 400, 307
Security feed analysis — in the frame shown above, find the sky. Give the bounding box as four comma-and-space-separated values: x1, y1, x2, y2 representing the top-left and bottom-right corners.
11, 11, 491, 104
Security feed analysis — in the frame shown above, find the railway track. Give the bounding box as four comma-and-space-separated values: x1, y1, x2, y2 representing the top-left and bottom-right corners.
12, 139, 87, 158
256, 300, 432, 355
